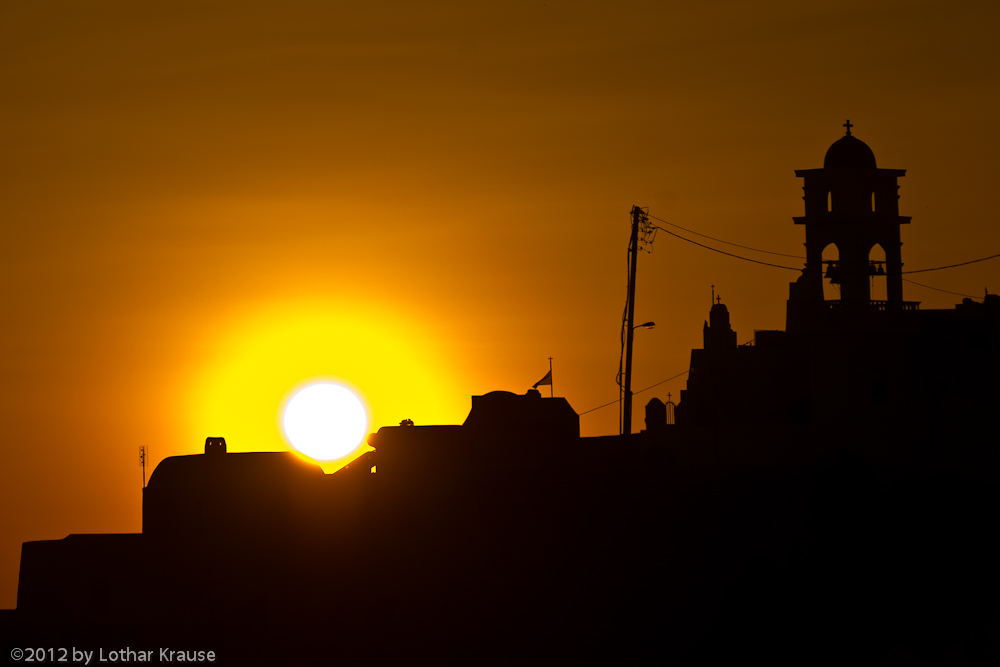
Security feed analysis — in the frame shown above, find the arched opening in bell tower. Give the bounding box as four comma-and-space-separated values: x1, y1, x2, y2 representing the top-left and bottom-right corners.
821, 243, 841, 302
869, 243, 887, 302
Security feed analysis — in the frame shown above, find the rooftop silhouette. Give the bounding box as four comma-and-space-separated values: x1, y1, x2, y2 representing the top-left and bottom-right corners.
4, 128, 1000, 665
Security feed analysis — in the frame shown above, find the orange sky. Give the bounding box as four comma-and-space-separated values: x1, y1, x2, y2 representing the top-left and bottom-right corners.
2, 0, 999, 608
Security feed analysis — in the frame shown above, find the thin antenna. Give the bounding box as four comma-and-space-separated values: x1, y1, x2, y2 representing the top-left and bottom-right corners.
140, 446, 147, 489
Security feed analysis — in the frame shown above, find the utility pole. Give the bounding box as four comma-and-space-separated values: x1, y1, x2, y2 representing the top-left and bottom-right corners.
622, 205, 647, 436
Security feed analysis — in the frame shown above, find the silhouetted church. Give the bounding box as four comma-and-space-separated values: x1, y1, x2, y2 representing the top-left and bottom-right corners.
670, 126, 1000, 468
6, 127, 1000, 665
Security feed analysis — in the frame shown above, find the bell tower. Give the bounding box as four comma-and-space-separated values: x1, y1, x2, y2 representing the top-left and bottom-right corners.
787, 122, 912, 330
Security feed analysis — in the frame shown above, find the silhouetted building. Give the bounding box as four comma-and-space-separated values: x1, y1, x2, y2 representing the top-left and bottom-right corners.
644, 397, 667, 432
7, 128, 1000, 665
788, 126, 912, 321
672, 127, 1000, 467
463, 388, 579, 441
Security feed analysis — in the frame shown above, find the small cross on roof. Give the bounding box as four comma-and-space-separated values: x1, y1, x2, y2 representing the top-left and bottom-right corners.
844, 119, 853, 136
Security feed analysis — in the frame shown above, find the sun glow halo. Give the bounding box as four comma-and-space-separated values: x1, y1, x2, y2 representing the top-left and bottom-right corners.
282, 382, 369, 461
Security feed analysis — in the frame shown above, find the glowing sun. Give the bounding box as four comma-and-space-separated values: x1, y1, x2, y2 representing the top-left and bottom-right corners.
282, 382, 369, 461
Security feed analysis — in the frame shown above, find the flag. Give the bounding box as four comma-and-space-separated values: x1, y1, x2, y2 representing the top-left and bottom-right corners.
533, 370, 552, 388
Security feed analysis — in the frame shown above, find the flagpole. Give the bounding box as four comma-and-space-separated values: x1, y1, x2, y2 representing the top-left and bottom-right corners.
548, 357, 553, 398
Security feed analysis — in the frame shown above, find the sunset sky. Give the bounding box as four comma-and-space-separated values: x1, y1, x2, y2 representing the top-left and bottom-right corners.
3, 0, 999, 607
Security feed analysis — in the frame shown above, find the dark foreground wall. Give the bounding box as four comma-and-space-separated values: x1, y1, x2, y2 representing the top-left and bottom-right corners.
4, 427, 1000, 666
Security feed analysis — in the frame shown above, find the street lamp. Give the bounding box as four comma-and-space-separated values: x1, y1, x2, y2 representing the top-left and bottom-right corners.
621, 205, 656, 436
620, 321, 656, 435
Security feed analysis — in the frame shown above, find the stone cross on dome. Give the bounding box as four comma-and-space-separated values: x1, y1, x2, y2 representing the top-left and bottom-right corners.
843, 119, 853, 136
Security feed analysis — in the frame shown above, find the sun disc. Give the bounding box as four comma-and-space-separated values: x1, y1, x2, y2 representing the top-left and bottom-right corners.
282, 382, 368, 461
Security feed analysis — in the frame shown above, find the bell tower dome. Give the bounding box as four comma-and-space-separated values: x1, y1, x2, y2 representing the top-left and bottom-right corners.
787, 122, 914, 331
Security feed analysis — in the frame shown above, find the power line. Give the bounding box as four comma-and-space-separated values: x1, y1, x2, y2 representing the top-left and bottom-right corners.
902, 253, 1000, 274
579, 397, 623, 416
902, 278, 984, 300
648, 213, 805, 259
650, 211, 1000, 274
653, 218, 996, 291
580, 370, 690, 416
653, 226, 802, 270
632, 370, 691, 396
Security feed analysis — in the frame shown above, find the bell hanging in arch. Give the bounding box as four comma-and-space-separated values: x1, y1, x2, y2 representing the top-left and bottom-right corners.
825, 263, 841, 284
